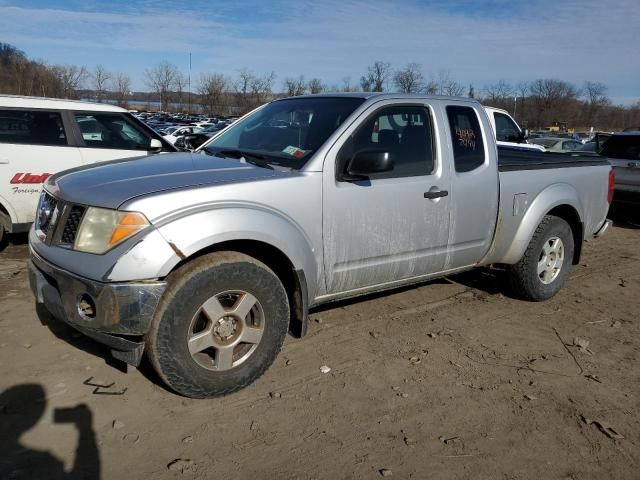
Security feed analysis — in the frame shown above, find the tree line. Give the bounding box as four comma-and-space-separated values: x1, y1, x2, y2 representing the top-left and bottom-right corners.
1, 42, 638, 130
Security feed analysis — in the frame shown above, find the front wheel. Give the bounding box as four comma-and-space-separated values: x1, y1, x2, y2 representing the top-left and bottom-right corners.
0, 212, 9, 250
507, 215, 575, 301
147, 252, 290, 398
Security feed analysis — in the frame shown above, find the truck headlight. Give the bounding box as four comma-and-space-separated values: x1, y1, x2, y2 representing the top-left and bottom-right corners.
74, 207, 149, 254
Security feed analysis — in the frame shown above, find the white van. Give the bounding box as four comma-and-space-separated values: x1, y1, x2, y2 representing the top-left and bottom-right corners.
0, 95, 175, 244
484, 106, 545, 152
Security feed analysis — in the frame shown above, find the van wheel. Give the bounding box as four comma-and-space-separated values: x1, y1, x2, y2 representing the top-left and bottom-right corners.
508, 215, 574, 301
147, 252, 289, 398
0, 212, 9, 250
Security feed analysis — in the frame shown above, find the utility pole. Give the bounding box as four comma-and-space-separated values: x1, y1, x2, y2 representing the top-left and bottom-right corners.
513, 96, 517, 119
188, 52, 192, 115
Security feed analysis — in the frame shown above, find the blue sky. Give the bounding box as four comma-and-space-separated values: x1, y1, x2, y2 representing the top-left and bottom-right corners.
1, 0, 638, 104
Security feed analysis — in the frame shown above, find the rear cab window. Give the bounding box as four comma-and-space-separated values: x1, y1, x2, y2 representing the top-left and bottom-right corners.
446, 106, 486, 173
0, 109, 67, 146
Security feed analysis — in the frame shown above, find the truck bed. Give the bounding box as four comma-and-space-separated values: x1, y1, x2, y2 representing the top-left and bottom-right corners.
497, 147, 609, 172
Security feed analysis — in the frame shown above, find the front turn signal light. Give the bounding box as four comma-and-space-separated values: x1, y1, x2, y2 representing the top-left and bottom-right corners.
109, 212, 149, 247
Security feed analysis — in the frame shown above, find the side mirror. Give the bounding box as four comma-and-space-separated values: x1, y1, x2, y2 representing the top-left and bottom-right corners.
148, 138, 163, 153
343, 149, 394, 180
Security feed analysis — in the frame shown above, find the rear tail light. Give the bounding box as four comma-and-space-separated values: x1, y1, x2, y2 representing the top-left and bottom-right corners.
607, 168, 615, 204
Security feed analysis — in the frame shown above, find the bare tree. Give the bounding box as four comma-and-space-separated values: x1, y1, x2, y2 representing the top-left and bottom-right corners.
529, 78, 578, 128
483, 80, 514, 103
423, 79, 439, 95
434, 71, 464, 96
0, 43, 64, 96
583, 81, 610, 128
514, 81, 530, 122
233, 69, 254, 108
283, 76, 307, 96
52, 65, 88, 98
92, 65, 111, 102
341, 76, 354, 92
250, 71, 276, 105
360, 61, 391, 92
198, 73, 228, 115
234, 70, 275, 111
393, 62, 424, 93
307, 78, 325, 94
112, 73, 131, 108
516, 81, 529, 99
173, 73, 187, 111
144, 61, 179, 111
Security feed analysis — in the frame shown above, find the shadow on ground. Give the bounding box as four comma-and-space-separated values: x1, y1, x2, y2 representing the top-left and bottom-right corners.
0, 383, 101, 479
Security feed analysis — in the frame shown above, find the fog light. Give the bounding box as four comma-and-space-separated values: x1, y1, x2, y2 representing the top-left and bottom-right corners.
78, 294, 96, 319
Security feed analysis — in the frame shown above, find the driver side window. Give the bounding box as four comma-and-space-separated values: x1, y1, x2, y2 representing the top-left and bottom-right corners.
339, 105, 435, 179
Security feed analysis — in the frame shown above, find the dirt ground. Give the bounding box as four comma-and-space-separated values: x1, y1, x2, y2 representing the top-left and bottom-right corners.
1, 216, 639, 480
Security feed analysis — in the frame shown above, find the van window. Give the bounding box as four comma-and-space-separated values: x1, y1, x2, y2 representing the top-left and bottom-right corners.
0, 110, 67, 146
446, 106, 485, 173
74, 113, 151, 150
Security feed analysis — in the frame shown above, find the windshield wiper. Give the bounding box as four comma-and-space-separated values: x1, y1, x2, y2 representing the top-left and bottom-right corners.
213, 149, 273, 170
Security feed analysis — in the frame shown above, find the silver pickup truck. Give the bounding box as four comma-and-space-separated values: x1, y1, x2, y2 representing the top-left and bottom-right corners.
29, 94, 614, 398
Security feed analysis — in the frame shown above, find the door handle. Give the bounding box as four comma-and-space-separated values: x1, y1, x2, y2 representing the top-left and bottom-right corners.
424, 190, 449, 199
0, 158, 9, 164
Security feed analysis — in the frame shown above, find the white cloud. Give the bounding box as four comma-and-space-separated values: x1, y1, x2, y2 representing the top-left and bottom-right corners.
0, 0, 638, 103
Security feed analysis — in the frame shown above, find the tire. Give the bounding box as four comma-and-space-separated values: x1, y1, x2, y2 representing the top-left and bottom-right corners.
147, 251, 290, 398
0, 212, 9, 251
507, 215, 574, 301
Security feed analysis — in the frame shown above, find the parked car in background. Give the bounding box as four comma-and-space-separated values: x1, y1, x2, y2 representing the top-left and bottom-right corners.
174, 124, 229, 151
0, 95, 175, 246
484, 106, 545, 152
29, 93, 613, 398
174, 132, 210, 151
528, 137, 583, 152
599, 131, 640, 204
577, 141, 600, 153
162, 125, 204, 144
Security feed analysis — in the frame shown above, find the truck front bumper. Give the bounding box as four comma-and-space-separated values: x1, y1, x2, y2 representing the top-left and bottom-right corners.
29, 248, 167, 365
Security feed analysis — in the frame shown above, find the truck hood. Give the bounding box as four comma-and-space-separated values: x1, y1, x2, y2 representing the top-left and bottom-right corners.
47, 152, 288, 209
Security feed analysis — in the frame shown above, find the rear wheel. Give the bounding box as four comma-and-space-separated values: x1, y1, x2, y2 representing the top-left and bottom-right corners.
147, 252, 290, 398
508, 215, 574, 301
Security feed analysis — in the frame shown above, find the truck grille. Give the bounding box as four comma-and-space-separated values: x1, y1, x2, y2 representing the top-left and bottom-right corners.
36, 192, 59, 239
61, 206, 86, 245
36, 192, 86, 246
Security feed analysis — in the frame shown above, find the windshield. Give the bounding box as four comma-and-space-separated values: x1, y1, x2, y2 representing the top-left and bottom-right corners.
202, 97, 365, 169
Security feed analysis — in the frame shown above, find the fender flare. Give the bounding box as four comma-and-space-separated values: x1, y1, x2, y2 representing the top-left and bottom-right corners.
153, 205, 320, 298
499, 183, 583, 265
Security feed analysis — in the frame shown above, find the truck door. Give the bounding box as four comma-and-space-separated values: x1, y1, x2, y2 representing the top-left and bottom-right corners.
443, 104, 499, 269
322, 102, 451, 294
0, 109, 82, 225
